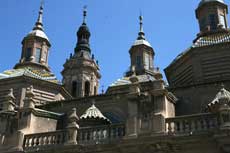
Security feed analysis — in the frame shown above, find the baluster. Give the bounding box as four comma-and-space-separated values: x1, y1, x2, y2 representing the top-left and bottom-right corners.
167, 122, 172, 134
41, 136, 45, 145
175, 122, 179, 133
98, 129, 102, 140
179, 121, 184, 133
191, 120, 196, 133
213, 117, 218, 128
84, 131, 87, 142
25, 137, 29, 147
78, 131, 82, 143
31, 137, 35, 147
115, 127, 119, 138
50, 135, 54, 144
206, 118, 211, 130
185, 120, 190, 133
203, 119, 207, 130
35, 136, 39, 146
102, 129, 106, 139
110, 127, 114, 138
45, 136, 49, 145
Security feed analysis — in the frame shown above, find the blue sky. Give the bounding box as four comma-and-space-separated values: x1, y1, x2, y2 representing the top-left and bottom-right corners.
0, 0, 229, 92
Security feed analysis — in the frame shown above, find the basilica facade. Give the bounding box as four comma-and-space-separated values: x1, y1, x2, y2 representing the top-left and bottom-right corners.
0, 0, 230, 153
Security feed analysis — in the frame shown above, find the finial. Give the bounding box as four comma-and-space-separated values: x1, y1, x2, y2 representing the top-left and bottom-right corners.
139, 13, 143, 32
101, 85, 104, 94
221, 83, 225, 89
137, 14, 145, 40
92, 99, 96, 106
33, 0, 44, 31
92, 54, 95, 60
83, 6, 87, 25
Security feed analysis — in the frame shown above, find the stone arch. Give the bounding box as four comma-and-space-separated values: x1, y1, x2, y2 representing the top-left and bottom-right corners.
102, 107, 126, 124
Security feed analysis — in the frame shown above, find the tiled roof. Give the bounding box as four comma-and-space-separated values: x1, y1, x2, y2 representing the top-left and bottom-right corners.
80, 104, 111, 122
0, 67, 59, 83
110, 74, 156, 87
169, 32, 230, 66
193, 32, 230, 48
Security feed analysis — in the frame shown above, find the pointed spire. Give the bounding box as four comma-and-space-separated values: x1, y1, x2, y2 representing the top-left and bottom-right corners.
83, 6, 87, 25
137, 15, 145, 40
33, 0, 44, 31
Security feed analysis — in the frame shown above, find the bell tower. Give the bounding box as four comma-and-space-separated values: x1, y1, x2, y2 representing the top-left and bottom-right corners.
196, 0, 228, 34
62, 8, 101, 98
14, 3, 51, 72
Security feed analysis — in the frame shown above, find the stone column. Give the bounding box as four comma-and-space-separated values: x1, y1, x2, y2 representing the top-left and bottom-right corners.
66, 108, 79, 145
125, 97, 138, 139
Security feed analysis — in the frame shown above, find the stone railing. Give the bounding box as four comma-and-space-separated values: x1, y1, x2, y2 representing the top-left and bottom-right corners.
78, 123, 125, 145
23, 123, 125, 150
23, 130, 66, 150
166, 113, 220, 135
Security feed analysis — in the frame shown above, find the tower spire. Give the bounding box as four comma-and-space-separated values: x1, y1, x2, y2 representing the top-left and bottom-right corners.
33, 1, 44, 31
137, 15, 145, 40
83, 6, 87, 25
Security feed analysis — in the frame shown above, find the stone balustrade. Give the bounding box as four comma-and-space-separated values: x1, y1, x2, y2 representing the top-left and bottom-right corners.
166, 113, 220, 135
23, 130, 66, 150
78, 123, 125, 145
23, 123, 125, 150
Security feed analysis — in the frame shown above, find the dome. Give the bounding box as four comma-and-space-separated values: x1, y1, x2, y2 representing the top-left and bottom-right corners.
199, 0, 225, 6
77, 24, 90, 36
27, 29, 49, 41
133, 39, 152, 47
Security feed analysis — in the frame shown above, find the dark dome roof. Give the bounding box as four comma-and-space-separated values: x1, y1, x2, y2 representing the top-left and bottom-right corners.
199, 0, 224, 6
77, 24, 90, 36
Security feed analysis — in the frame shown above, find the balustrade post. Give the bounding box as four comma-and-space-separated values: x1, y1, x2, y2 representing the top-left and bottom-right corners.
10, 130, 24, 152
65, 108, 79, 145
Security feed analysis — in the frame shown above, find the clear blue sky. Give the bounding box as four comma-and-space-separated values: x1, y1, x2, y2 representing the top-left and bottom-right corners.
0, 0, 229, 92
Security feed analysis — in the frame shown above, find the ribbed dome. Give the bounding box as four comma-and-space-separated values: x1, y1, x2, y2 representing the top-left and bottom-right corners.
199, 0, 225, 6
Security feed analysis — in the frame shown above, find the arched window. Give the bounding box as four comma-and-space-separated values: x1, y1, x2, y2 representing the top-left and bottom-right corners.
85, 81, 90, 97
94, 86, 97, 95
35, 48, 41, 63
72, 81, 77, 97
25, 48, 32, 61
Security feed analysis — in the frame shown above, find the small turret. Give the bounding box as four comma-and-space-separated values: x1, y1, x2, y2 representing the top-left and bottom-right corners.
196, 0, 228, 34
14, 2, 51, 72
126, 15, 155, 77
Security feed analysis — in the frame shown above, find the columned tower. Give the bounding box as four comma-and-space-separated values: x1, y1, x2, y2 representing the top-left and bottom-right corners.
62, 8, 101, 98
14, 3, 51, 72
196, 0, 228, 34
